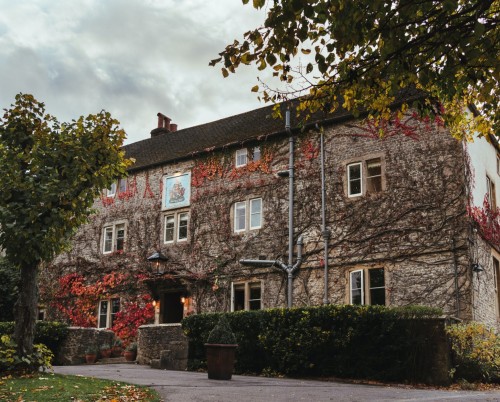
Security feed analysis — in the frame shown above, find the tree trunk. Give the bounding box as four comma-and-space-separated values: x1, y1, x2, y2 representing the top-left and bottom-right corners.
14, 262, 39, 356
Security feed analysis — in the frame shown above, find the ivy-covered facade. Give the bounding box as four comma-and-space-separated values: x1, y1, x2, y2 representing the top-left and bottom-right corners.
40, 100, 500, 340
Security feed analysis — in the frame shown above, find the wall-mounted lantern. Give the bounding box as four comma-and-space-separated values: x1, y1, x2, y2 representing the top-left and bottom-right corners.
472, 263, 484, 273
147, 251, 169, 276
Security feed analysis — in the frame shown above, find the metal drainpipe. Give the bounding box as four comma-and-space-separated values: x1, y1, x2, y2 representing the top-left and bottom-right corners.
286, 108, 294, 308
320, 131, 330, 304
452, 238, 460, 318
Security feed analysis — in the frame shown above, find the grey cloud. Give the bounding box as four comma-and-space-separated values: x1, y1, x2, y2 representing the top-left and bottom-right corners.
0, 0, 271, 144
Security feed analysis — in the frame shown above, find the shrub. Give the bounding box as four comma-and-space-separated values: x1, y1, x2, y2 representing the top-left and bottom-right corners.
207, 315, 237, 344
0, 321, 68, 355
182, 304, 443, 382
0, 335, 53, 373
446, 322, 500, 382
0, 258, 20, 322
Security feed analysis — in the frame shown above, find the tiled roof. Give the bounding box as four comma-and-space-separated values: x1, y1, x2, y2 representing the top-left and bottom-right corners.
124, 88, 424, 172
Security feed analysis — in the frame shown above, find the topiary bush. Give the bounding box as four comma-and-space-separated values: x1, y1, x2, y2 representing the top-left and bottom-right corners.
446, 322, 500, 382
206, 315, 237, 344
182, 304, 444, 383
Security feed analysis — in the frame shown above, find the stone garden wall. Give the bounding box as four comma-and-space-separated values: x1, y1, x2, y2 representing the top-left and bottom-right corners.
55, 327, 114, 365
137, 324, 188, 370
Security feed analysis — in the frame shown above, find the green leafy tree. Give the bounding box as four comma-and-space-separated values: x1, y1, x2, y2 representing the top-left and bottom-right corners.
0, 258, 20, 322
211, 0, 499, 138
0, 94, 131, 359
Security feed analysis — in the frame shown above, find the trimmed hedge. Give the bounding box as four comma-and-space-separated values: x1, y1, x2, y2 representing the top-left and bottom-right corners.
0, 321, 69, 354
182, 305, 444, 382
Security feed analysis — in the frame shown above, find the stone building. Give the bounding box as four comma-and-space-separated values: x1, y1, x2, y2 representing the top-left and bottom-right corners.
41, 94, 500, 337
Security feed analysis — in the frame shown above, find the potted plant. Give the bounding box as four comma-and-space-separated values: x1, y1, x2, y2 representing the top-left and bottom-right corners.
112, 338, 123, 357
85, 346, 98, 364
205, 315, 238, 380
100, 343, 112, 359
124, 342, 137, 362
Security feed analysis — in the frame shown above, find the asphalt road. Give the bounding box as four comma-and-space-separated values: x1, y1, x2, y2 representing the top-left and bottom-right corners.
53, 364, 500, 402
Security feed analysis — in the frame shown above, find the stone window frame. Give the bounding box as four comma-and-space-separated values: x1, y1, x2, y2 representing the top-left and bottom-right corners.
493, 254, 500, 318
486, 175, 497, 210
97, 297, 120, 329
163, 209, 190, 244
230, 280, 263, 312
232, 197, 263, 233
235, 147, 261, 168
102, 220, 127, 254
104, 178, 127, 198
347, 267, 386, 306
344, 153, 386, 198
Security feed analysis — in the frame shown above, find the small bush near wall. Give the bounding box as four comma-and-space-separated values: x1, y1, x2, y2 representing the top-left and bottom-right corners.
182, 305, 446, 384
446, 322, 500, 382
0, 321, 69, 355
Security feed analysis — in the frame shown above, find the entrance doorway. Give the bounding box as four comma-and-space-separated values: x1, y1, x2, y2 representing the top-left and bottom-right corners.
161, 291, 184, 324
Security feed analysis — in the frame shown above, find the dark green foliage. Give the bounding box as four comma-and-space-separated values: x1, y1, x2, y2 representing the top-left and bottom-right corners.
0, 321, 68, 355
206, 315, 237, 345
0, 258, 20, 321
182, 304, 443, 382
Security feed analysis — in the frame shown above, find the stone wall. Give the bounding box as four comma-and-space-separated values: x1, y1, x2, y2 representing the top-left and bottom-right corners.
55, 327, 114, 365
137, 324, 188, 370
42, 113, 478, 327
471, 233, 500, 330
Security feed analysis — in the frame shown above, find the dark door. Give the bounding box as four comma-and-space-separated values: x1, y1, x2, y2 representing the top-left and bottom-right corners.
162, 292, 184, 323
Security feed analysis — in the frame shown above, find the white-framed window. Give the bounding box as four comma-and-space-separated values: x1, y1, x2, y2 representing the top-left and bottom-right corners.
37, 308, 46, 321
98, 298, 120, 329
486, 175, 497, 210
347, 157, 384, 197
231, 281, 262, 311
233, 198, 262, 233
497, 155, 500, 176
118, 178, 127, 194
106, 182, 117, 198
236, 149, 248, 168
494, 257, 500, 317
103, 223, 126, 254
347, 162, 362, 197
252, 147, 261, 161
164, 211, 189, 244
235, 147, 261, 168
349, 268, 385, 306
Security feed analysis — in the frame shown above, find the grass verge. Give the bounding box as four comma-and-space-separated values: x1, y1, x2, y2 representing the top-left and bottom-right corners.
0, 372, 161, 402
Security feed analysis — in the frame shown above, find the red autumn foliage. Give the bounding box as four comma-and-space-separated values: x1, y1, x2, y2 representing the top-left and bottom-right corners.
468, 196, 500, 248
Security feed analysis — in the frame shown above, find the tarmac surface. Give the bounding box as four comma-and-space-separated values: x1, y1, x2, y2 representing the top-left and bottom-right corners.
53, 364, 500, 402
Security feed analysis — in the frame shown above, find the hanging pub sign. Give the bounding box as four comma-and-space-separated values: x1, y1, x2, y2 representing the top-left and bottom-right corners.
162, 172, 191, 210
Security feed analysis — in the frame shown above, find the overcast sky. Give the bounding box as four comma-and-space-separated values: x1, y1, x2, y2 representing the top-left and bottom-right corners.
0, 0, 273, 144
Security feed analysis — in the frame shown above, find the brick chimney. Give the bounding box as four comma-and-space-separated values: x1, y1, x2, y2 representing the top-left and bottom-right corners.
151, 113, 177, 137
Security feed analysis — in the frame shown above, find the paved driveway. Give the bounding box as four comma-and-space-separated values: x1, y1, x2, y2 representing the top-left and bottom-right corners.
53, 364, 500, 402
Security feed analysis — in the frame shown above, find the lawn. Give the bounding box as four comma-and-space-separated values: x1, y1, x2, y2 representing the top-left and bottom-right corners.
0, 372, 161, 402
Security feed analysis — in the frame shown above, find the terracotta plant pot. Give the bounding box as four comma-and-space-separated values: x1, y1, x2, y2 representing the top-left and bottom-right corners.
100, 348, 112, 359
112, 346, 123, 357
85, 353, 97, 364
124, 350, 136, 362
205, 343, 238, 380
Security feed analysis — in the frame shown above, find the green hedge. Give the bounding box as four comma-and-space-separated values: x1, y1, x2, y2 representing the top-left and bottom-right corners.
0, 321, 69, 354
182, 305, 444, 382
